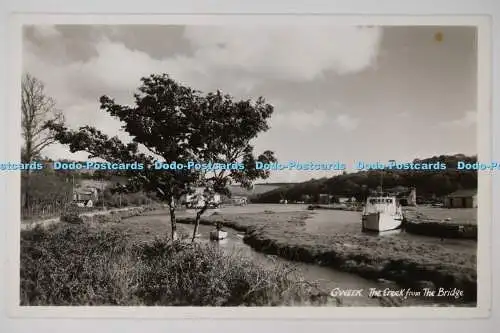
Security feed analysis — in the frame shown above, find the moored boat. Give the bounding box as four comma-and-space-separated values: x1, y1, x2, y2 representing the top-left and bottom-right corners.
362, 194, 404, 232
210, 230, 228, 240
210, 222, 228, 240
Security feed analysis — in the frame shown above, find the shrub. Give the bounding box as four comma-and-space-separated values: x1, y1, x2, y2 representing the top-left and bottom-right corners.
20, 225, 135, 305
134, 240, 313, 306
20, 224, 323, 306
60, 205, 83, 224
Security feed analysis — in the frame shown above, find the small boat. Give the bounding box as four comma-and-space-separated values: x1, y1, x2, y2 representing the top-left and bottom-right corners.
210, 229, 228, 240
362, 194, 404, 232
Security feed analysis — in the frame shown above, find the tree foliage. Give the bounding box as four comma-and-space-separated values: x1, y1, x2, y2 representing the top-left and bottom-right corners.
21, 160, 73, 206
47, 74, 276, 240
254, 155, 478, 203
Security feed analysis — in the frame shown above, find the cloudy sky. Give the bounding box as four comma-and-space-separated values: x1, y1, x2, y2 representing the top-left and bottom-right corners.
22, 25, 477, 182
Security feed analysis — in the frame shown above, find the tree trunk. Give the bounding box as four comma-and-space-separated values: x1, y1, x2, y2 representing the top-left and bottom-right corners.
22, 143, 34, 209
23, 169, 32, 209
169, 196, 177, 241
191, 203, 209, 243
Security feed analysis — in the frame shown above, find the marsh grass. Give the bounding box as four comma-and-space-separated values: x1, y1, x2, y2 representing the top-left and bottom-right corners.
176, 212, 477, 302
20, 223, 328, 306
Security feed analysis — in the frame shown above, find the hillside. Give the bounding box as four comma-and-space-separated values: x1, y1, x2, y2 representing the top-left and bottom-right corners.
228, 184, 288, 197
253, 154, 478, 203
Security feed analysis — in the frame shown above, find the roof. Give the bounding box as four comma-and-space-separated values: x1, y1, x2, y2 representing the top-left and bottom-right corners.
446, 189, 477, 198
75, 189, 95, 195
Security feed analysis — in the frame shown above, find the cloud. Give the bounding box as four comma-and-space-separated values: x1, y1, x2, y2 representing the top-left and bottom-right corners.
24, 25, 383, 102
439, 111, 476, 128
183, 26, 383, 82
396, 111, 411, 118
270, 110, 360, 132
32, 25, 62, 39
22, 25, 382, 158
335, 114, 359, 131
270, 109, 328, 132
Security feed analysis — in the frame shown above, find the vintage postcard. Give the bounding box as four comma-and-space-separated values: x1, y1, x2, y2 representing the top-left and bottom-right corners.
5, 14, 491, 319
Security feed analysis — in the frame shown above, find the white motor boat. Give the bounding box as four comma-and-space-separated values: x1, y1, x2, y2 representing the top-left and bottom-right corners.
362, 194, 404, 232
210, 229, 228, 240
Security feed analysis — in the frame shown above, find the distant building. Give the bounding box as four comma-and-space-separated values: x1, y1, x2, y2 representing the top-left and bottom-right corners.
386, 186, 417, 206
338, 197, 356, 204
180, 187, 221, 208
72, 186, 99, 209
232, 196, 248, 205
444, 189, 477, 208
406, 188, 417, 206
221, 195, 247, 205
300, 194, 312, 203
73, 187, 99, 202
79, 179, 113, 189
318, 194, 330, 204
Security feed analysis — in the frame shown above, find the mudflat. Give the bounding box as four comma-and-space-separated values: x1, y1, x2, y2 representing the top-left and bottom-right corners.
175, 209, 477, 303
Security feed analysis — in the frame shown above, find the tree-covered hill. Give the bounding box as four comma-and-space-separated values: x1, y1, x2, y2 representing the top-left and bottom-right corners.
253, 154, 478, 203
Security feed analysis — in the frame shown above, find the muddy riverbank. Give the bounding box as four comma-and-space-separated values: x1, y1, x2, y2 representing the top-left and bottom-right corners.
25, 203, 475, 305
97, 209, 471, 306
176, 210, 476, 304
403, 207, 477, 239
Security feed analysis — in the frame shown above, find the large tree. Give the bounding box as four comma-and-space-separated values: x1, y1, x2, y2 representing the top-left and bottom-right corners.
47, 74, 276, 241
21, 73, 64, 208
22, 73, 63, 163
182, 90, 276, 241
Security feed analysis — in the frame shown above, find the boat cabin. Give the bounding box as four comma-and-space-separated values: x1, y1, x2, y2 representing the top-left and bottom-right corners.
363, 194, 402, 215
367, 197, 396, 205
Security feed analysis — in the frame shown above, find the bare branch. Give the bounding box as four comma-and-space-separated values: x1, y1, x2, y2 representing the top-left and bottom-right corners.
21, 73, 62, 163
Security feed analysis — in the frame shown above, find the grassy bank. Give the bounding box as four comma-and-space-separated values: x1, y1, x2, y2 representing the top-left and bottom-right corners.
308, 205, 361, 212
177, 211, 477, 303
403, 207, 477, 239
404, 221, 477, 239
21, 204, 161, 231
20, 223, 334, 306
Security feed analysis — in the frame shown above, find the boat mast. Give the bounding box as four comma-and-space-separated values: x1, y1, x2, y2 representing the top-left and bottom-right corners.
380, 171, 383, 194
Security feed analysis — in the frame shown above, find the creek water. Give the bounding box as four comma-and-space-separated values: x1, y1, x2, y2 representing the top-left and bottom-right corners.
137, 204, 476, 307
185, 223, 390, 306
182, 226, 460, 307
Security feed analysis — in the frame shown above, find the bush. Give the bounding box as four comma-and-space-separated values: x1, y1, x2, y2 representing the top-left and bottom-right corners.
134, 240, 313, 306
100, 191, 152, 208
20, 224, 322, 306
21, 225, 134, 305
60, 205, 84, 224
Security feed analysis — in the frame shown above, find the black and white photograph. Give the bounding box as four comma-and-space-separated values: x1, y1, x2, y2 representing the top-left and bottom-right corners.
10, 17, 491, 316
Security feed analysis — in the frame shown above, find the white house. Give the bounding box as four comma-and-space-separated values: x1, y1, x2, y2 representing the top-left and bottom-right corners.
181, 187, 221, 208
232, 196, 248, 205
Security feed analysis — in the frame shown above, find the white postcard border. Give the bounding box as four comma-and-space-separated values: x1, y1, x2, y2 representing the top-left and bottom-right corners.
5, 13, 492, 319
